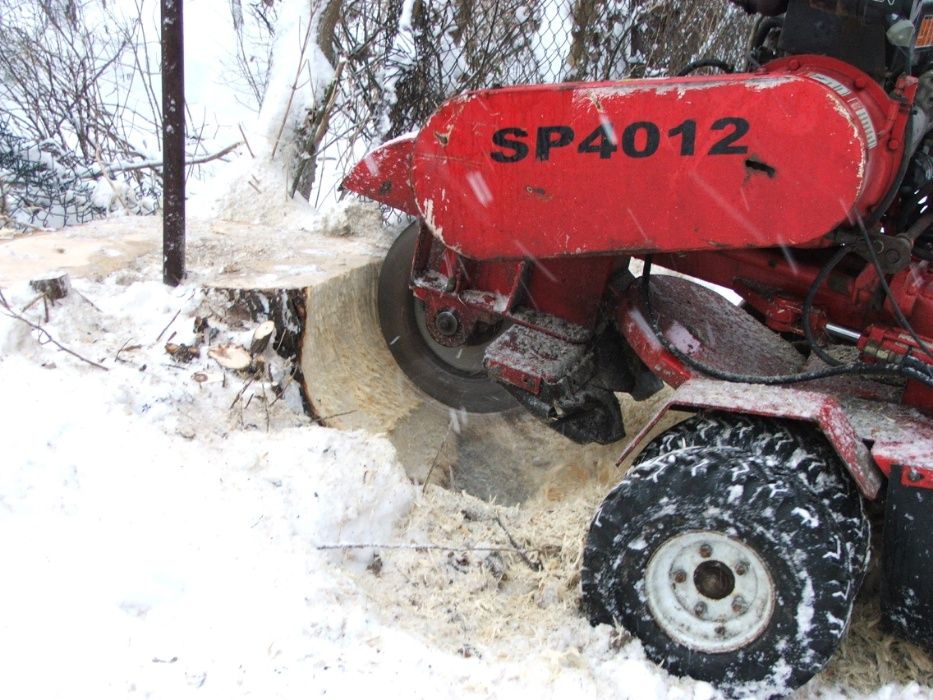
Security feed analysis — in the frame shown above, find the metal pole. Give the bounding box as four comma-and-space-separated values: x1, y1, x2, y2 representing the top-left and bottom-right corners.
161, 0, 185, 286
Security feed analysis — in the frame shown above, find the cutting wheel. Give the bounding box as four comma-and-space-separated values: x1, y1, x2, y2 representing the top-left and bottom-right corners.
377, 222, 514, 413
298, 217, 659, 503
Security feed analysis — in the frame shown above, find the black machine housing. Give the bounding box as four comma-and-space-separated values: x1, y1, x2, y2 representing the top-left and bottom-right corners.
738, 0, 933, 82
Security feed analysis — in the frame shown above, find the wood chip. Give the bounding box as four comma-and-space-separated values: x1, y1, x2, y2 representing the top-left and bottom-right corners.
250, 320, 276, 355
208, 344, 252, 371
192, 371, 224, 384
165, 342, 199, 363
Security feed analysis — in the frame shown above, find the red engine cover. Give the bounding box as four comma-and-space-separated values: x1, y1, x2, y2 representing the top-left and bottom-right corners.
345, 56, 909, 261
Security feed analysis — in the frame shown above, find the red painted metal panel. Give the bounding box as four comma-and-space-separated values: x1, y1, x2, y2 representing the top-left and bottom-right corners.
616, 379, 885, 499
409, 63, 894, 260
900, 467, 933, 490
342, 134, 418, 215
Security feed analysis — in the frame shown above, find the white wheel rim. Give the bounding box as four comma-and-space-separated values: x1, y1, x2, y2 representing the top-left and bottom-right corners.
644, 530, 775, 653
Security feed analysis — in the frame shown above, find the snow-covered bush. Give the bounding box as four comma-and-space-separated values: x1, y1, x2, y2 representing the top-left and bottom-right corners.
0, 121, 103, 229
0, 0, 186, 228
0, 120, 160, 229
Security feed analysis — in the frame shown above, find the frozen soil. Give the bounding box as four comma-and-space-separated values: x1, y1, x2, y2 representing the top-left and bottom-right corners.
0, 214, 929, 699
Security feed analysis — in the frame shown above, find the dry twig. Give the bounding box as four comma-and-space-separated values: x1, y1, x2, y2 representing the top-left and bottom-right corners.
311, 410, 357, 424
155, 308, 182, 342
495, 513, 542, 571
229, 376, 256, 410
314, 542, 556, 555
115, 339, 142, 361
238, 124, 255, 158
423, 423, 453, 494
271, 16, 315, 159
99, 142, 243, 175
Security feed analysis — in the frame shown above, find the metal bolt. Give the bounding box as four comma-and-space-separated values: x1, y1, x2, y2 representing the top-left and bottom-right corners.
788, 59, 801, 71
673, 570, 687, 584
699, 544, 713, 558
694, 602, 707, 617
715, 625, 727, 637
853, 76, 867, 90
735, 561, 748, 576
888, 138, 902, 152
732, 596, 748, 614
435, 310, 460, 337
907, 469, 923, 483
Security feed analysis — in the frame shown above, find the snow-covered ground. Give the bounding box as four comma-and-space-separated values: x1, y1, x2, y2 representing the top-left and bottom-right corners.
0, 0, 929, 697
0, 214, 930, 700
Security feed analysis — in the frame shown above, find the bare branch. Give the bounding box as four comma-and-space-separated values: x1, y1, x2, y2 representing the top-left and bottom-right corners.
91, 142, 243, 176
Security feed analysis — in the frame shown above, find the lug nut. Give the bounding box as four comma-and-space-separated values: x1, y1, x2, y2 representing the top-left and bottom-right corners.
694, 602, 707, 617
673, 570, 687, 584
732, 596, 748, 614
435, 310, 460, 337
735, 561, 748, 576
699, 544, 712, 558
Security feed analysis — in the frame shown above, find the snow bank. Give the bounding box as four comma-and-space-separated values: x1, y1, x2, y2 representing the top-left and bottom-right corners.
0, 273, 415, 699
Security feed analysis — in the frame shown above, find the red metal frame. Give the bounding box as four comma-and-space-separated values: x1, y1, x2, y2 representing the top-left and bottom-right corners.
613, 278, 933, 498
408, 222, 625, 336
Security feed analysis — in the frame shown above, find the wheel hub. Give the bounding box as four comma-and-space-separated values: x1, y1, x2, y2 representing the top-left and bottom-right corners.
645, 530, 775, 653
693, 560, 735, 600
412, 299, 490, 373
435, 309, 461, 337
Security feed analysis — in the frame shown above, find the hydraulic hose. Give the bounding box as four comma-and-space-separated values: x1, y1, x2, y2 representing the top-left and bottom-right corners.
640, 257, 933, 389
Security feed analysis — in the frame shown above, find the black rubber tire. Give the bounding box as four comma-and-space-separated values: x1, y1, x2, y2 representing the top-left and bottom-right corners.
378, 222, 514, 413
582, 446, 858, 698
634, 412, 870, 588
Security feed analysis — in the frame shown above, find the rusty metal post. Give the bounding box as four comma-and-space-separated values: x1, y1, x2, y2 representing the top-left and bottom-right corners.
161, 0, 185, 286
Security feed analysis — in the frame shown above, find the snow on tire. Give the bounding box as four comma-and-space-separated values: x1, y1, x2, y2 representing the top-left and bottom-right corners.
582, 446, 858, 698
633, 411, 870, 588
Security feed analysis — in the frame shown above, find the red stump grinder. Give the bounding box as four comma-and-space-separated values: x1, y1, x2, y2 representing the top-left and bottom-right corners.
344, 0, 933, 695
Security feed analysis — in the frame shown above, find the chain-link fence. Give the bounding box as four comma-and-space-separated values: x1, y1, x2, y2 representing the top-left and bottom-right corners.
0, 0, 176, 230
0, 121, 103, 229
308, 0, 753, 201
0, 119, 161, 230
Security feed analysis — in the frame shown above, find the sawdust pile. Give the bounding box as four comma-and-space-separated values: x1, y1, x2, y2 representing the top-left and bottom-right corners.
346, 480, 617, 658
826, 591, 933, 692
346, 471, 931, 696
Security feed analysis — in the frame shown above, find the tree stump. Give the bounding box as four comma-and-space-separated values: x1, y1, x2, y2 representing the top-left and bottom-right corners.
30, 273, 70, 301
